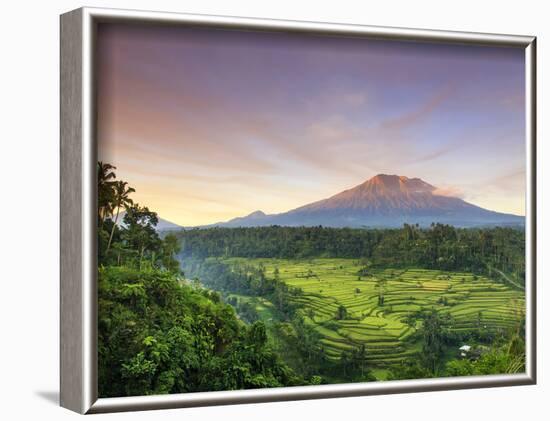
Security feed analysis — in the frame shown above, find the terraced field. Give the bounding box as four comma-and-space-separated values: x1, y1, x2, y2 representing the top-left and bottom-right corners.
221, 258, 524, 366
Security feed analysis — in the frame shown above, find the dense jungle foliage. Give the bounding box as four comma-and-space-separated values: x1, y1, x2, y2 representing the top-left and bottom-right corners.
175, 224, 525, 286
97, 162, 302, 397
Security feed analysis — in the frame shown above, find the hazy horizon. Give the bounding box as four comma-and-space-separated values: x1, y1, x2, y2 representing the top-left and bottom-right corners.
97, 23, 526, 226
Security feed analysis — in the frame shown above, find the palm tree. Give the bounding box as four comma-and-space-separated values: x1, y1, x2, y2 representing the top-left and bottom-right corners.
97, 162, 117, 226
106, 180, 135, 252
110, 242, 127, 266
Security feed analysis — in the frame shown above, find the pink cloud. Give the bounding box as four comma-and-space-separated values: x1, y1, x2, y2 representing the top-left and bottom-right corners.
432, 185, 465, 199
380, 85, 455, 131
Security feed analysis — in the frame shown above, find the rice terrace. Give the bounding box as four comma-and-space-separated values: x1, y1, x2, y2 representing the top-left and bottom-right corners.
183, 255, 525, 380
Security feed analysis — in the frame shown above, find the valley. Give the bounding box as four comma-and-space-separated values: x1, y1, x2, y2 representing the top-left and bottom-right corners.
183, 257, 524, 380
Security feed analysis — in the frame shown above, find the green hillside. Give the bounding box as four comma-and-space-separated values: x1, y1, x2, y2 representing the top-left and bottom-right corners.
185, 257, 524, 380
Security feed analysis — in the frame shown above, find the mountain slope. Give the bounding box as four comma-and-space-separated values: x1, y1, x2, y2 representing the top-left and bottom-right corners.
220, 210, 268, 228
211, 174, 524, 228
155, 217, 183, 231
115, 211, 183, 232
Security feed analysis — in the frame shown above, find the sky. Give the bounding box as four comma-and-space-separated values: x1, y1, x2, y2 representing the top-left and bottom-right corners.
97, 23, 526, 226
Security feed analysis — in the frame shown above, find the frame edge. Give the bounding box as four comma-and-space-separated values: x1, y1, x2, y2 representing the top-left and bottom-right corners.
87, 373, 535, 414
60, 7, 88, 414
83, 6, 535, 47
525, 37, 537, 385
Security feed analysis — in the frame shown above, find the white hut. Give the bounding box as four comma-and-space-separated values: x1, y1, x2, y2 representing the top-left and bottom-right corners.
459, 344, 472, 357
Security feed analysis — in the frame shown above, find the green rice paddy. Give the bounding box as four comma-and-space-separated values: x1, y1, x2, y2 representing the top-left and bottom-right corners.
221, 258, 524, 366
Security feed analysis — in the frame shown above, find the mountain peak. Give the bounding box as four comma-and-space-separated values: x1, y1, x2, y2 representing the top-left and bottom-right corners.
360, 174, 434, 194
372, 173, 403, 180
368, 174, 423, 184
369, 173, 403, 186
247, 210, 266, 218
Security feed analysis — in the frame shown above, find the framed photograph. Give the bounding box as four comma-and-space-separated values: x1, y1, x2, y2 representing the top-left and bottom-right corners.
60, 7, 536, 414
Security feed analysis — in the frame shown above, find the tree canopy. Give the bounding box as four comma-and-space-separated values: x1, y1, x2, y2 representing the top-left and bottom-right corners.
97, 163, 302, 397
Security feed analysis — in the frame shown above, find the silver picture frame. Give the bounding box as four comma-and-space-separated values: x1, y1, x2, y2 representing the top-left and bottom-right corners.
60, 7, 537, 414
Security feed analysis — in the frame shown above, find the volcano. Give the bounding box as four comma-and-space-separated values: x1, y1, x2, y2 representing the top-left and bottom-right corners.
214, 174, 524, 228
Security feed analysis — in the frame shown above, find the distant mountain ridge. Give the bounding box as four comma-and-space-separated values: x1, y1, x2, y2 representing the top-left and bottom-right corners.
211, 174, 524, 228
115, 211, 182, 232
155, 217, 183, 231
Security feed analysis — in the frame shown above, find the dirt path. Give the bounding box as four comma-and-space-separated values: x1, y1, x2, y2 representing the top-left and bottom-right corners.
490, 267, 525, 290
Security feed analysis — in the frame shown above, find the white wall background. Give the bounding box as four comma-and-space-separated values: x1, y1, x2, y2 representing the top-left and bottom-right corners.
0, 0, 546, 419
